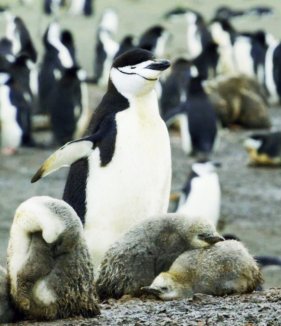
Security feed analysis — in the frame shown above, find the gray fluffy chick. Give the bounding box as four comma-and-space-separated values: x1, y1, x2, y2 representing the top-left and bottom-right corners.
96, 214, 224, 299
7, 196, 100, 321
144, 240, 263, 300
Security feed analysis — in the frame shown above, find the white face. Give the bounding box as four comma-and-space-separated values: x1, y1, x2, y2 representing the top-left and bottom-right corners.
192, 162, 217, 176
210, 22, 230, 46
185, 13, 202, 59
243, 138, 262, 151
100, 9, 118, 34
148, 274, 186, 300
110, 60, 168, 97
47, 22, 73, 68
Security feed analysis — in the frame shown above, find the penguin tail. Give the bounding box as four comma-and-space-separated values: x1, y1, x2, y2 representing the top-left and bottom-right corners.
31, 136, 94, 183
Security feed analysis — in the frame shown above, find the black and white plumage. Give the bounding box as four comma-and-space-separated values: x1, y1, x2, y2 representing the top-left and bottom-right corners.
244, 132, 281, 166
138, 25, 169, 57
48, 66, 85, 145
32, 49, 172, 269
163, 64, 217, 157
5, 13, 37, 62
0, 71, 34, 154
93, 9, 119, 86
38, 22, 74, 114
7, 196, 100, 321
175, 161, 221, 227
96, 214, 224, 299
68, 0, 94, 16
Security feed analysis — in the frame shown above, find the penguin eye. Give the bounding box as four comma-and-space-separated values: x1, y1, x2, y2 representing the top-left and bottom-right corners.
160, 286, 168, 291
130, 66, 136, 69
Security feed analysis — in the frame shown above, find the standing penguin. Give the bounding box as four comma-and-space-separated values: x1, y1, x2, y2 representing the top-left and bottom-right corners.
173, 161, 221, 227
31, 49, 172, 268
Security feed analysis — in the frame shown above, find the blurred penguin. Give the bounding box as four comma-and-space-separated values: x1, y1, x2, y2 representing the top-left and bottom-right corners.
0, 71, 34, 154
244, 131, 281, 166
93, 9, 119, 86
68, 0, 94, 16
165, 66, 217, 157
138, 25, 169, 57
172, 161, 221, 227
38, 21, 74, 114
204, 75, 271, 129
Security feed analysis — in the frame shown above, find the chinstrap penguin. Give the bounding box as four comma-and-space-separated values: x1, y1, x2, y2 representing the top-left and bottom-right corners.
173, 161, 221, 227
244, 131, 281, 166
96, 214, 224, 300
7, 196, 100, 321
31, 49, 172, 269
144, 240, 262, 300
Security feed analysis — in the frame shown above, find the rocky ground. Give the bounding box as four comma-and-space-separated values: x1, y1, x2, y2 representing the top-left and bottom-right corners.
15, 289, 281, 325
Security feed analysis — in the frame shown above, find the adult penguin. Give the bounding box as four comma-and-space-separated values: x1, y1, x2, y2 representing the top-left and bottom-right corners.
31, 49, 171, 268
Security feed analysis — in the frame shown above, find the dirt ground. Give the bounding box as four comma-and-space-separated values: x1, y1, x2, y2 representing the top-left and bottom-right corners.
0, 0, 281, 324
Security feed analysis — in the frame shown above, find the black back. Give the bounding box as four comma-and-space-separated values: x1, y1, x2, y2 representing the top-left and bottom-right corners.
138, 25, 165, 53
160, 58, 192, 120
63, 76, 130, 222
251, 132, 281, 157
186, 77, 217, 155
49, 67, 82, 145
114, 36, 135, 59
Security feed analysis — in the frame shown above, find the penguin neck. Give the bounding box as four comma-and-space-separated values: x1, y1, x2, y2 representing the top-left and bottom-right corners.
127, 90, 160, 121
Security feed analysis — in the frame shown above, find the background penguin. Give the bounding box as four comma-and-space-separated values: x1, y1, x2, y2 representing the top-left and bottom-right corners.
31, 49, 172, 269
204, 75, 271, 129
5, 13, 37, 63
0, 71, 34, 154
172, 161, 221, 227
96, 214, 224, 300
244, 132, 281, 166
38, 21, 74, 114
68, 0, 94, 16
164, 66, 217, 157
159, 58, 192, 122
0, 266, 18, 323
93, 9, 119, 86
7, 196, 100, 321
144, 240, 263, 300
138, 25, 169, 57
48, 66, 86, 146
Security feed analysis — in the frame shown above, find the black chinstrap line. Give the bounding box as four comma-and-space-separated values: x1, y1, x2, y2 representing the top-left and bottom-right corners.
117, 68, 157, 81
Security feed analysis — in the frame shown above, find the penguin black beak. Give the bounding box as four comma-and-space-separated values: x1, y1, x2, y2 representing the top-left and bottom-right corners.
199, 233, 225, 244
146, 59, 170, 71
141, 286, 162, 296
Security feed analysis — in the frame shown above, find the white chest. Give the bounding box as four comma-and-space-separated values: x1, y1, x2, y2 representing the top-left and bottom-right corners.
177, 174, 221, 226
84, 95, 172, 266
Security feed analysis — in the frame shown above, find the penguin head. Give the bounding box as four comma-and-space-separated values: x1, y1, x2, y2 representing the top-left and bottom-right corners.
187, 216, 224, 248
243, 135, 263, 152
191, 160, 221, 177
110, 48, 170, 97
142, 272, 191, 300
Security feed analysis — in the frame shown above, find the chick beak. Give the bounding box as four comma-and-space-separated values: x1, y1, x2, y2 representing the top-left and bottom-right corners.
200, 233, 225, 245
141, 286, 162, 297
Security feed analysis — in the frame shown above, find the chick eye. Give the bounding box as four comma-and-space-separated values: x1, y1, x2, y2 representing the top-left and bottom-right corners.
160, 286, 168, 291
130, 66, 136, 69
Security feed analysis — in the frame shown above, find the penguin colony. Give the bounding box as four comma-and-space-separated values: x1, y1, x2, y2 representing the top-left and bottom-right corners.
0, 1, 281, 323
